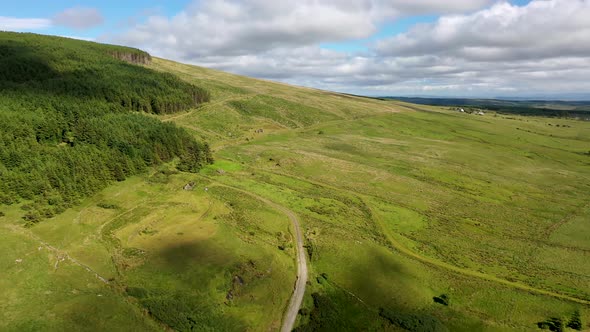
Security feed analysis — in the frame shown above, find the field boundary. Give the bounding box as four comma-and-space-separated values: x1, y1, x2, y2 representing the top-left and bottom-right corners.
4, 224, 110, 284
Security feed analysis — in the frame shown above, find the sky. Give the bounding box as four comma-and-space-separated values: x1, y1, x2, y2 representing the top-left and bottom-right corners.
2, 0, 590, 99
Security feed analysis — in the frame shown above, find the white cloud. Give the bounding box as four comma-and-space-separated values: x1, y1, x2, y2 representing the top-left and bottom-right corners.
53, 7, 104, 30
115, 1, 376, 57
0, 8, 104, 33
0, 17, 51, 30
114, 0, 494, 58
111, 0, 590, 97
369, 0, 494, 19
376, 0, 590, 61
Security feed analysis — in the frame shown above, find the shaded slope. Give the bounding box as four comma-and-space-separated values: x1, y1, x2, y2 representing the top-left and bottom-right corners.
0, 32, 209, 113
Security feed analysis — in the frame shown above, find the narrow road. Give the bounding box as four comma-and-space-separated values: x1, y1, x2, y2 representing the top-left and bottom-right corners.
204, 181, 307, 331
276, 201, 308, 332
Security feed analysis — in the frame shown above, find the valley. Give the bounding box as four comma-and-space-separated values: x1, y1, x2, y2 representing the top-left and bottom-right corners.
1, 37, 590, 331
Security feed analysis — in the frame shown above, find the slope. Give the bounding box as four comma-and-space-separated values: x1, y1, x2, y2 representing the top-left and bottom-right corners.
152, 58, 590, 330
0, 35, 589, 332
0, 32, 212, 224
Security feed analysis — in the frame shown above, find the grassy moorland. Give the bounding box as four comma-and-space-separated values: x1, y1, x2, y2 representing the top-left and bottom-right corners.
1, 165, 295, 331
1, 36, 589, 331
154, 58, 590, 330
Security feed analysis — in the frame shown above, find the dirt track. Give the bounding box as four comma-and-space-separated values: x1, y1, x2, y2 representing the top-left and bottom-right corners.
206, 182, 308, 331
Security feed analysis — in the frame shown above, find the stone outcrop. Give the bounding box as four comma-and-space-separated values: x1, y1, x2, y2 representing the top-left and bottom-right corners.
109, 51, 152, 65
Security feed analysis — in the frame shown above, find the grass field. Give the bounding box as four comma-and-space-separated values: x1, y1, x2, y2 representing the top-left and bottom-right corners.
1, 57, 589, 331
1, 166, 295, 331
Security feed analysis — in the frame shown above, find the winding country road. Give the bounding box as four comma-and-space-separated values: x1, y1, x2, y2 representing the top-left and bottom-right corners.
205, 181, 308, 332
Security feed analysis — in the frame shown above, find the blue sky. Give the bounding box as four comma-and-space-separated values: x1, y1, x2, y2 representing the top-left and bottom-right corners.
3, 0, 590, 99
320, 15, 438, 53
1, 0, 187, 20
2, 1, 530, 49
1, 0, 188, 39
1, 1, 533, 37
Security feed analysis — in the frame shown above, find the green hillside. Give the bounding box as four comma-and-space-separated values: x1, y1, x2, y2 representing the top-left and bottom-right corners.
1, 34, 589, 331
0, 32, 212, 224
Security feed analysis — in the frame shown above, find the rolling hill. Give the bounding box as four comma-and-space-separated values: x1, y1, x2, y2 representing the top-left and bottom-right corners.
1, 33, 589, 331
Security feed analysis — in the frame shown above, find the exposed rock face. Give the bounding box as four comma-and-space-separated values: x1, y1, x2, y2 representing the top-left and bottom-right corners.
109, 51, 152, 65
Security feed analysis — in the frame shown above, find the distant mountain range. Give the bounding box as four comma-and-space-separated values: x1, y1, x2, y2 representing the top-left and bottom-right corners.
380, 96, 590, 119
380, 93, 590, 101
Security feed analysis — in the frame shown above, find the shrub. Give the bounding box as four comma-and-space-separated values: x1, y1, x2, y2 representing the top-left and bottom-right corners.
567, 310, 582, 331
298, 308, 310, 316
379, 308, 448, 332
20, 203, 35, 211
97, 202, 119, 209
126, 287, 149, 299
0, 193, 15, 205
292, 293, 340, 331
141, 296, 195, 331
537, 317, 563, 332
304, 243, 314, 260
122, 247, 144, 258
433, 294, 449, 306
40, 207, 55, 218
139, 293, 240, 331
23, 211, 41, 222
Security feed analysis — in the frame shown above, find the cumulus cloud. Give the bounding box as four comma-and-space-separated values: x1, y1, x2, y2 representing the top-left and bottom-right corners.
362, 0, 590, 96
376, 0, 590, 61
0, 17, 51, 30
369, 0, 494, 19
115, 1, 375, 57
114, 0, 493, 58
53, 7, 104, 30
112, 0, 590, 97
